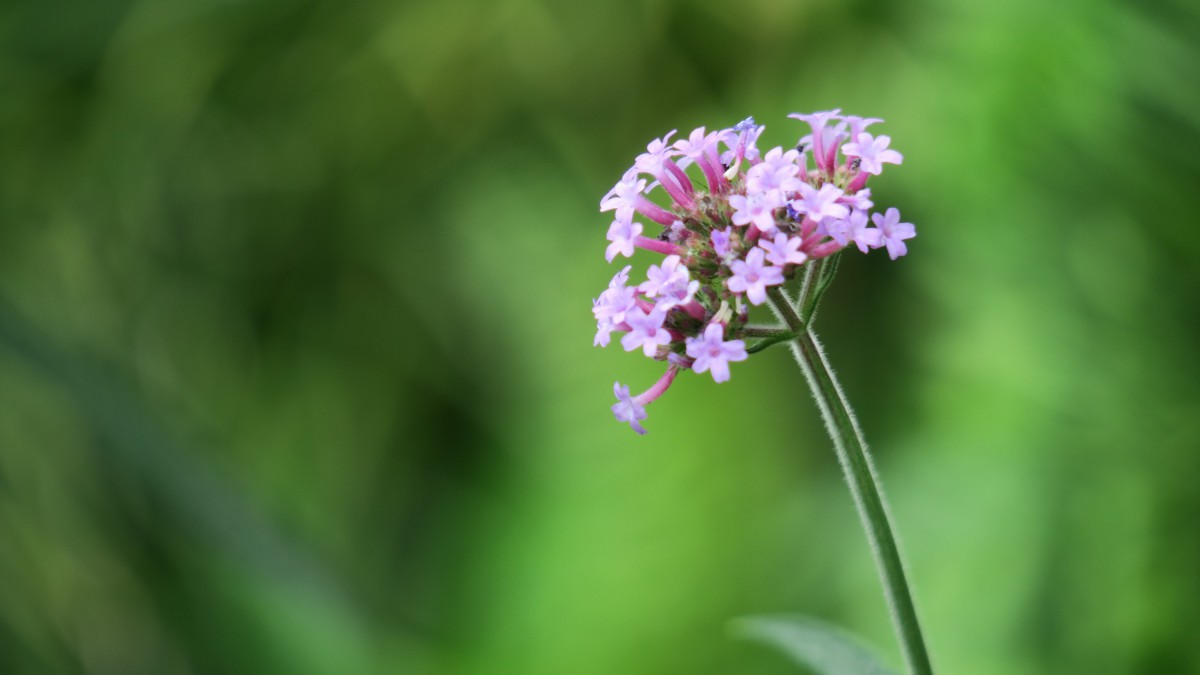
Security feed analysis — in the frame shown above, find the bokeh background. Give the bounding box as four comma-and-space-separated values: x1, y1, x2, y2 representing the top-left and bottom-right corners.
2, 0, 1199, 673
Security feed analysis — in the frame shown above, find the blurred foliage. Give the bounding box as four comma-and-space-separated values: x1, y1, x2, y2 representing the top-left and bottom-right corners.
1, 0, 1199, 673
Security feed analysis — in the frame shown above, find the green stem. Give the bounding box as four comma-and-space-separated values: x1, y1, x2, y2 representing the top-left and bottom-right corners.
742, 326, 793, 338
745, 330, 798, 354
766, 285, 934, 675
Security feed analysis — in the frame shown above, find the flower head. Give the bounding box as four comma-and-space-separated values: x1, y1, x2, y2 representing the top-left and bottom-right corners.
590, 112, 916, 433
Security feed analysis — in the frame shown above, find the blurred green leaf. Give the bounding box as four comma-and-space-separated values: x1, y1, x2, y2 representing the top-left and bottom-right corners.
733, 614, 897, 675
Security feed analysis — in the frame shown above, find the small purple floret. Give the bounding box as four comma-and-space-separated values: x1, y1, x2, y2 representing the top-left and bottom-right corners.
758, 232, 808, 266
872, 207, 916, 260
605, 216, 643, 262
727, 248, 785, 305
791, 183, 849, 223
611, 382, 648, 435
842, 133, 903, 176
620, 306, 671, 357
685, 324, 748, 383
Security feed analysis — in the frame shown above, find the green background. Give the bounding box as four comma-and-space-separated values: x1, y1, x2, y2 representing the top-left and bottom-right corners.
2, 0, 1198, 673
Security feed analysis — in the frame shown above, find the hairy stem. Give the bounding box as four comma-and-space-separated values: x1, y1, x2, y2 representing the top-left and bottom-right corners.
766, 284, 934, 675
742, 326, 793, 338
745, 330, 798, 354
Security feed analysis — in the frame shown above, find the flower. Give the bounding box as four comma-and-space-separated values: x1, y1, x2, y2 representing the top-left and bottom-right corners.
872, 207, 916, 260
712, 227, 733, 259
611, 382, 648, 435
640, 255, 699, 310
605, 216, 643, 262
672, 127, 725, 190
599, 171, 646, 220
592, 266, 637, 347
842, 133, 903, 176
729, 192, 783, 233
590, 112, 915, 432
788, 109, 842, 173
600, 170, 675, 225
839, 187, 874, 212
746, 147, 805, 197
728, 248, 785, 305
620, 306, 671, 357
791, 183, 849, 222
686, 324, 748, 383
758, 232, 808, 266
635, 131, 679, 176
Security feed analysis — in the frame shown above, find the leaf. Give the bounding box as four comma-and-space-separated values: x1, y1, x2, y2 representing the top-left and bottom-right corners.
731, 614, 898, 675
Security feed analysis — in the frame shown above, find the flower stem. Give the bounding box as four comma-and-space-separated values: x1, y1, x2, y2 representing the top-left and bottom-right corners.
766, 284, 934, 675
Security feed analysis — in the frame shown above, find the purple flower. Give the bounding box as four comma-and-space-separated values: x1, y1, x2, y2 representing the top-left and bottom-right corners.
668, 219, 688, 243
746, 147, 804, 196
685, 324, 748, 383
620, 306, 672, 356
673, 127, 712, 159
674, 127, 726, 191
600, 171, 646, 220
605, 216, 643, 262
592, 111, 913, 433
871, 207, 916, 259
843, 115, 884, 140
611, 382, 648, 435
733, 117, 758, 133
729, 192, 783, 233
838, 187, 874, 212
609, 367, 681, 434
639, 255, 685, 296
825, 210, 880, 252
727, 248, 785, 305
788, 109, 842, 172
789, 109, 842, 136
656, 280, 699, 311
600, 169, 675, 225
640, 255, 699, 309
634, 130, 679, 177
758, 232, 808, 266
711, 227, 732, 258
842, 133, 903, 176
592, 266, 637, 347
720, 118, 765, 167
791, 183, 849, 222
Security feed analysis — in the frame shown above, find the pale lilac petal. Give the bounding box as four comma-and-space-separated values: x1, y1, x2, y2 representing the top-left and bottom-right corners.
611, 382, 648, 435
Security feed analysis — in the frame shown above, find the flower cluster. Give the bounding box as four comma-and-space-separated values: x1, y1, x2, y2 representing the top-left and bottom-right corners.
593, 111, 915, 434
